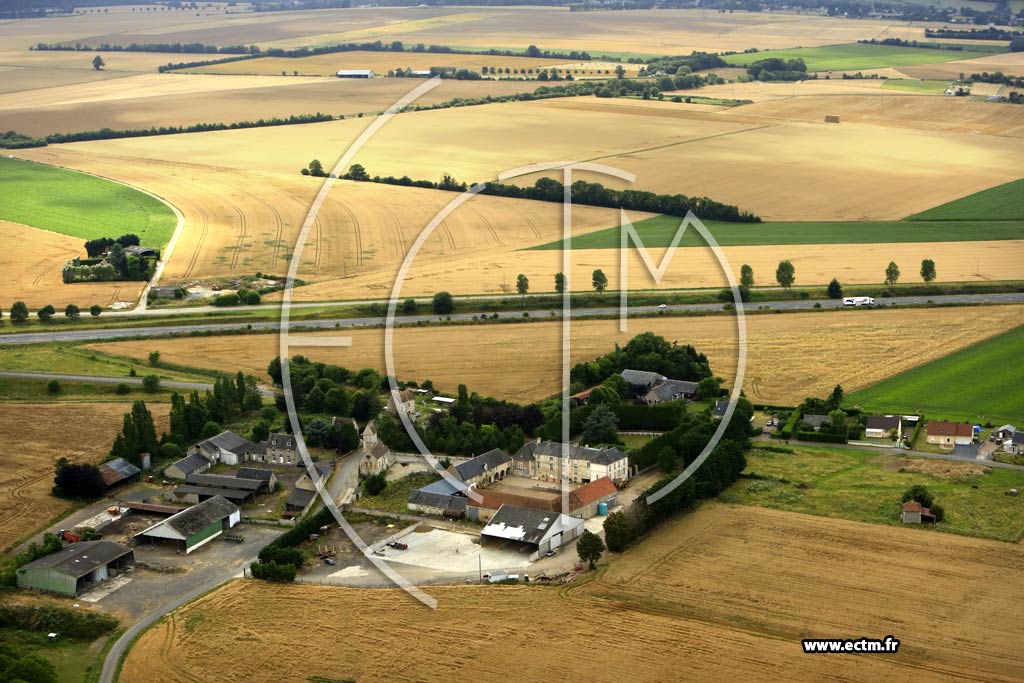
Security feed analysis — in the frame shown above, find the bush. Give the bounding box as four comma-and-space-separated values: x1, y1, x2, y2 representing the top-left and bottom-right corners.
363, 472, 387, 496
115, 382, 131, 395
159, 442, 183, 460
90, 304, 102, 317
0, 604, 118, 639
37, 304, 55, 321
244, 290, 261, 305
142, 374, 161, 392
432, 291, 455, 314
213, 292, 241, 307
46, 379, 60, 394
250, 561, 296, 582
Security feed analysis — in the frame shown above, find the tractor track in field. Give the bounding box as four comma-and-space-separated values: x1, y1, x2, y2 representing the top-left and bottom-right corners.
230, 205, 247, 271
467, 205, 504, 247
181, 203, 210, 280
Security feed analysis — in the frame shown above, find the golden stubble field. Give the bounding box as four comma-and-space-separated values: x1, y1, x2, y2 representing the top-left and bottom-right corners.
182, 49, 639, 77
85, 305, 1024, 405
0, 71, 541, 137
0, 220, 144, 308
0, 402, 169, 550
31, 95, 1023, 222
119, 504, 1024, 683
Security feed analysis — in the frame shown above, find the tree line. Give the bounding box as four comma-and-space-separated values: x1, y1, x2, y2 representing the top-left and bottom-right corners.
330, 164, 760, 223
1, 301, 103, 323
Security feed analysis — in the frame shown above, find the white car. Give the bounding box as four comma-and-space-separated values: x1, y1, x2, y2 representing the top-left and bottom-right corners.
658, 303, 668, 310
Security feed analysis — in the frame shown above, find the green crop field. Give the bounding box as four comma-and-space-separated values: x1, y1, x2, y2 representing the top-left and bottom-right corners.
846, 325, 1024, 425
908, 177, 1024, 221
881, 78, 952, 93
0, 157, 177, 247
721, 43, 997, 72
722, 445, 1024, 541
530, 215, 1024, 250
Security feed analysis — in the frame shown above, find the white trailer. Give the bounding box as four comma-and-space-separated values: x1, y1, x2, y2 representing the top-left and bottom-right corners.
842, 296, 875, 307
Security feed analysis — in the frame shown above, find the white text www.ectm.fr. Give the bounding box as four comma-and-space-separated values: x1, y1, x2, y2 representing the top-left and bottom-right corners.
802, 636, 900, 654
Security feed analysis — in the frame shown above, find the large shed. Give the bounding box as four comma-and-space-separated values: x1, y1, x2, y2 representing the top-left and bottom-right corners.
16, 541, 134, 597
134, 496, 240, 554
480, 504, 584, 559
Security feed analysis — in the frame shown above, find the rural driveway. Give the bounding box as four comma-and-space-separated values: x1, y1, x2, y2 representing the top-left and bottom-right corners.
1, 292, 1021, 346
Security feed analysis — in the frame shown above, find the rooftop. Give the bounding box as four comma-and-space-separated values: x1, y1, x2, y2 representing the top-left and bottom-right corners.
99, 457, 141, 487
172, 485, 253, 502
514, 440, 627, 465
926, 420, 974, 438
170, 453, 211, 476
621, 369, 666, 387
150, 496, 239, 537
454, 448, 511, 482
186, 473, 263, 491
481, 504, 579, 546
17, 541, 132, 578
197, 430, 256, 456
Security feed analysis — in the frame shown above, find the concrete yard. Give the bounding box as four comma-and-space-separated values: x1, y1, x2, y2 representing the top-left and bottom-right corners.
381, 527, 532, 573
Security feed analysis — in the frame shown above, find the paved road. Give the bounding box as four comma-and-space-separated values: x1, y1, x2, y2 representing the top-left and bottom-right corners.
2, 292, 1021, 346
0, 371, 275, 396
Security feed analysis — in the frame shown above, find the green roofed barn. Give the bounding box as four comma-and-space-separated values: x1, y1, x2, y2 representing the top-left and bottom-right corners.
133, 495, 240, 554
16, 540, 134, 597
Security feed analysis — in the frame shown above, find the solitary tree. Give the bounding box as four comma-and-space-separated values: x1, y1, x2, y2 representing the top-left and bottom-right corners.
515, 273, 529, 308
576, 529, 605, 569
885, 261, 900, 287
775, 260, 795, 289
142, 374, 161, 392
614, 64, 625, 79
64, 304, 80, 319
89, 304, 102, 317
592, 268, 608, 294
432, 291, 454, 314
826, 384, 844, 410
554, 272, 566, 294
92, 55, 105, 70
148, 350, 161, 367
37, 304, 55, 322
920, 258, 936, 284
580, 404, 619, 445
826, 278, 843, 299
739, 264, 754, 287
10, 301, 28, 323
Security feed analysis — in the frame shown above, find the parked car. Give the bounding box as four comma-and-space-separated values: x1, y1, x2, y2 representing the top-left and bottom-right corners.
323, 558, 336, 566
544, 550, 556, 558
388, 541, 408, 550
989, 434, 995, 442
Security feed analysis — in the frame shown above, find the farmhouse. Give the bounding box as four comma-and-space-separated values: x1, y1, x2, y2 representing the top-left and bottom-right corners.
620, 369, 665, 390
901, 500, 936, 524
16, 541, 134, 598
165, 452, 212, 480
134, 495, 240, 554
801, 414, 830, 431
865, 415, 901, 439
336, 69, 374, 78
926, 421, 974, 448
642, 379, 698, 405
263, 433, 298, 466
514, 440, 629, 484
387, 389, 416, 416
359, 441, 392, 477
1006, 431, 1024, 455
193, 430, 258, 466
99, 457, 141, 489
451, 448, 511, 487
480, 504, 584, 558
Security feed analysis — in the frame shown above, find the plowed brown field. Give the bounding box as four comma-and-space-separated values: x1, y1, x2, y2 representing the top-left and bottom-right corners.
119, 504, 1024, 683
85, 304, 1024, 404
0, 402, 169, 550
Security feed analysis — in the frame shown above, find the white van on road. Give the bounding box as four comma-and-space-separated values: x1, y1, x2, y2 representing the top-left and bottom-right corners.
842, 296, 876, 307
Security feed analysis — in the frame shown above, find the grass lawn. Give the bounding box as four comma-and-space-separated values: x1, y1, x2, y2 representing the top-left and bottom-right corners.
529, 214, 1024, 250
907, 177, 1024, 221
620, 434, 656, 450
0, 343, 214, 383
846, 325, 1024, 426
360, 471, 439, 513
0, 376, 178, 403
721, 445, 1024, 541
720, 43, 998, 71
0, 157, 177, 247
881, 78, 952, 93
0, 628, 105, 683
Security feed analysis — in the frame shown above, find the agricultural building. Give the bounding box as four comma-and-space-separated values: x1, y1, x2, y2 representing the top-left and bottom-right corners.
236, 467, 279, 492
99, 457, 141, 489
336, 69, 374, 78
165, 452, 213, 480
900, 501, 936, 524
193, 430, 258, 466
134, 496, 240, 554
480, 504, 584, 558
452, 448, 511, 486
17, 541, 134, 597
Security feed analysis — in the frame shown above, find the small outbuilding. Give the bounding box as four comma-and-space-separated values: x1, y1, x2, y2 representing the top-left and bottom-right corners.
165, 452, 213, 480
900, 500, 936, 524
134, 495, 240, 554
99, 457, 141, 490
17, 541, 134, 597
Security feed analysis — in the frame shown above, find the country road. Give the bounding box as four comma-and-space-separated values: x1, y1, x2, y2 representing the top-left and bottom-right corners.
1, 292, 1020, 346
0, 371, 275, 396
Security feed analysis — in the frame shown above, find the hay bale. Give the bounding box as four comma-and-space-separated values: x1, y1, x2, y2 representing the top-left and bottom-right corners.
824, 114, 840, 124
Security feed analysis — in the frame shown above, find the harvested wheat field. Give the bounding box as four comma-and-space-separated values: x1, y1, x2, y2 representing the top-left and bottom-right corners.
899, 50, 1024, 80
722, 93, 1024, 137
0, 402, 169, 550
0, 220, 144, 308
119, 505, 1024, 683
86, 304, 1024, 405
182, 49, 638, 78
24, 95, 1024, 222
0, 74, 539, 137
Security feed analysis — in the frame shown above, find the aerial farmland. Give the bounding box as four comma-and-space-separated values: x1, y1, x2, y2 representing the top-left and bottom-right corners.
0, 2, 1021, 682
